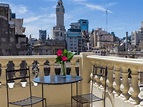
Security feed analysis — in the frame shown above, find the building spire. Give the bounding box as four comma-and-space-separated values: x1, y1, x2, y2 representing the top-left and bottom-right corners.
57, 0, 63, 7
53, 0, 65, 40
58, 0, 62, 2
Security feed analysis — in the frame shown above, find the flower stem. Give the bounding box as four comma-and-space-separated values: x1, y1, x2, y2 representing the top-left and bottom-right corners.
61, 62, 66, 76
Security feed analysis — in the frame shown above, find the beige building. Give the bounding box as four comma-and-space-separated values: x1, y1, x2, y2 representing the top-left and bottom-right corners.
91, 28, 115, 48
11, 19, 25, 35
33, 39, 65, 55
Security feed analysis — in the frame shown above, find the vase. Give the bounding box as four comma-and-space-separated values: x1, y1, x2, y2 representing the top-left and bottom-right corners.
61, 62, 66, 77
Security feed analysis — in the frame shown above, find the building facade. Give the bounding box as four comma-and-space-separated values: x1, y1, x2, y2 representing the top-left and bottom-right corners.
66, 23, 82, 54
90, 28, 115, 55
79, 19, 89, 32
33, 39, 65, 55
139, 22, 143, 51
0, 3, 28, 55
0, 3, 17, 55
131, 30, 140, 46
66, 19, 89, 54
91, 28, 114, 48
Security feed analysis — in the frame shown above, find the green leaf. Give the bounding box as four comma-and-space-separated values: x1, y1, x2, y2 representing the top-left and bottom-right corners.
55, 56, 62, 64
63, 49, 68, 56
67, 51, 75, 62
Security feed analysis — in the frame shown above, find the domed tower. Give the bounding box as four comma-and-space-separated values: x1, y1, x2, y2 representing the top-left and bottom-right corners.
53, 0, 66, 40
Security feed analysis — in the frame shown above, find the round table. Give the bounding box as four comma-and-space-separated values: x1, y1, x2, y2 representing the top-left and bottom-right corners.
33, 75, 82, 106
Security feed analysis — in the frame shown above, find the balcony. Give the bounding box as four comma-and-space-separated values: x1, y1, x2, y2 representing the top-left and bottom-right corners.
0, 53, 143, 107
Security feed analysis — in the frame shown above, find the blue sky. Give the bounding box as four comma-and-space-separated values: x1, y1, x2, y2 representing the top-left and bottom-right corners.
2, 0, 143, 39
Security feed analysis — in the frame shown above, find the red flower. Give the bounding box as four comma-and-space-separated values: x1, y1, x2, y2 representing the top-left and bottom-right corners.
57, 49, 62, 56
55, 49, 75, 64
62, 56, 67, 61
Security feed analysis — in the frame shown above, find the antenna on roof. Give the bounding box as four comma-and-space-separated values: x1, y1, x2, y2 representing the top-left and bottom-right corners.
105, 9, 108, 32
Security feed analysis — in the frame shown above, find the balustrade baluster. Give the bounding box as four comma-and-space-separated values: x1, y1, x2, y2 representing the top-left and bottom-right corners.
94, 64, 102, 87
48, 59, 56, 75
106, 65, 114, 93
120, 66, 130, 100
113, 66, 121, 96
70, 60, 76, 75
128, 67, 140, 104
38, 60, 45, 76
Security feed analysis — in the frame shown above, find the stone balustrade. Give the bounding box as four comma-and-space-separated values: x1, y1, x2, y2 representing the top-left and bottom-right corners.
87, 55, 143, 107
0, 53, 143, 107
0, 55, 81, 107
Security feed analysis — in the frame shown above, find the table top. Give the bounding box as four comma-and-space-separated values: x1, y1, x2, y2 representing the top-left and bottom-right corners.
33, 75, 82, 85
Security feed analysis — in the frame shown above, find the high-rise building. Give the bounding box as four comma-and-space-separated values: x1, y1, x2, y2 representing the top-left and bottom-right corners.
141, 21, 143, 41
139, 22, 143, 51
131, 31, 140, 46
66, 19, 89, 54
78, 19, 89, 32
39, 30, 46, 42
53, 0, 66, 40
66, 23, 82, 54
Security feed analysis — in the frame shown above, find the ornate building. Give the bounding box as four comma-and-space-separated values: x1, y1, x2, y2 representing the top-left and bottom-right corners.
53, 0, 66, 40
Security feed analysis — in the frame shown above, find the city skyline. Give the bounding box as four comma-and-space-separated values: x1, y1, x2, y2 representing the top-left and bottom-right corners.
2, 0, 143, 39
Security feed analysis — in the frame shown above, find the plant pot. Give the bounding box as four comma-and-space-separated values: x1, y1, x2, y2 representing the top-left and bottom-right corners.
33, 81, 38, 86
8, 82, 15, 88
20, 81, 27, 87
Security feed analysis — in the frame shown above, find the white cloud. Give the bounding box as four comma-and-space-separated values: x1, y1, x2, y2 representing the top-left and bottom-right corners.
80, 2, 112, 13
24, 25, 39, 38
39, 7, 49, 12
8, 2, 55, 38
85, 3, 106, 11
49, 13, 56, 18
23, 13, 56, 38
10, 4, 28, 15
72, 0, 112, 13
106, 2, 117, 7
65, 13, 73, 20
24, 22, 54, 39
24, 16, 40, 23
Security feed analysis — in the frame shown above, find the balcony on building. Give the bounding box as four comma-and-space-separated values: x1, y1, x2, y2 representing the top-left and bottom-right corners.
0, 52, 143, 107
